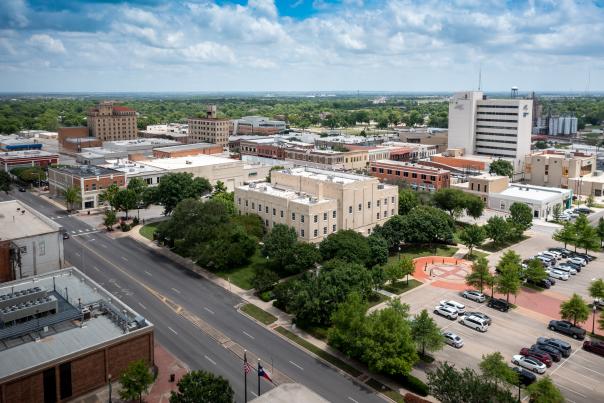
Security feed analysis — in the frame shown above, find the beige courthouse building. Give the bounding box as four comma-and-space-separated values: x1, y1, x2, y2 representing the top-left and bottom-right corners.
235, 167, 398, 242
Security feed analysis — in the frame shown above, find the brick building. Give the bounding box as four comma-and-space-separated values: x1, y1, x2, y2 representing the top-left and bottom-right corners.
188, 105, 230, 147
0, 150, 59, 172
48, 166, 126, 210
87, 102, 138, 141
0, 267, 154, 403
152, 143, 223, 159
369, 160, 451, 191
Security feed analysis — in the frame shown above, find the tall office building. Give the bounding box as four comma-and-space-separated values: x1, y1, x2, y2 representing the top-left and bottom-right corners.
188, 105, 230, 148
87, 102, 138, 141
448, 91, 533, 170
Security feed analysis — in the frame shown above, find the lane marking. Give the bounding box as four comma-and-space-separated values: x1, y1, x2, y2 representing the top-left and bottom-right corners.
289, 360, 303, 371
204, 355, 216, 365
556, 384, 587, 398
71, 231, 76, 234
250, 391, 258, 397
204, 307, 215, 315
78, 230, 83, 233
138, 302, 147, 310
100, 244, 107, 248
74, 252, 80, 257
348, 398, 359, 403
243, 331, 255, 339
168, 326, 178, 335
93, 266, 100, 272
144, 271, 153, 276
121, 256, 128, 261
171, 287, 181, 294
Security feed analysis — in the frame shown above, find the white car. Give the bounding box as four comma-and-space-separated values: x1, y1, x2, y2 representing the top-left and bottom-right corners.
462, 290, 486, 303
555, 265, 577, 275
539, 251, 561, 261
443, 331, 464, 348
547, 269, 569, 281
568, 257, 587, 266
434, 305, 458, 319
512, 355, 546, 374
535, 256, 555, 267
439, 300, 466, 314
459, 315, 489, 332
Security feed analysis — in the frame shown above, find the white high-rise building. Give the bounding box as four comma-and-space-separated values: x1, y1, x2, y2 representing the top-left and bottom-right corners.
448, 91, 533, 172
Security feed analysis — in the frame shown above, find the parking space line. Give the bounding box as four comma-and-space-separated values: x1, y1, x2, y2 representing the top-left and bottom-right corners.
556, 383, 587, 398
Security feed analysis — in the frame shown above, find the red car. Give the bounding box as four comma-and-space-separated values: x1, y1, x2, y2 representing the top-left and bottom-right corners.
519, 348, 553, 367
583, 340, 604, 357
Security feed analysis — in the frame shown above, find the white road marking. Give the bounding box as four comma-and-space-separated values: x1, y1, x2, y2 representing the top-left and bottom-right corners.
144, 271, 152, 276
121, 256, 128, 261
565, 360, 604, 376
204, 307, 215, 315
168, 327, 178, 335
100, 243, 107, 248
93, 266, 100, 272
243, 331, 255, 339
78, 230, 83, 233
348, 398, 359, 403
549, 348, 580, 376
556, 384, 587, 398
288, 360, 303, 370
171, 287, 181, 294
74, 252, 80, 257
204, 355, 216, 365
250, 391, 258, 397
138, 303, 147, 310
71, 231, 76, 234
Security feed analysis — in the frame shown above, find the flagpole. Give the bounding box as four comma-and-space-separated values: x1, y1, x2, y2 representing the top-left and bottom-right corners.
258, 358, 261, 396
244, 350, 248, 403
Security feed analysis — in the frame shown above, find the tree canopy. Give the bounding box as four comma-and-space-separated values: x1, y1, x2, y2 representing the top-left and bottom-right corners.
169, 370, 234, 403
560, 293, 590, 326
154, 173, 212, 214
489, 159, 514, 177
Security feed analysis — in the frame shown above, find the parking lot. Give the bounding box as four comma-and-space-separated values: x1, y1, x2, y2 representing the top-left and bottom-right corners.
400, 284, 604, 403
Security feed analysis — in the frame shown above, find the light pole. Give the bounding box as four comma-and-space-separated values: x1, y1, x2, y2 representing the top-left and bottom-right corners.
108, 373, 112, 403
398, 245, 401, 261
593, 304, 597, 335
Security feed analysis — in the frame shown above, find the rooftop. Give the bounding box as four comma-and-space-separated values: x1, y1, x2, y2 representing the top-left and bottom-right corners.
0, 150, 58, 159
102, 160, 164, 175
0, 200, 62, 240
103, 139, 180, 149
251, 383, 328, 403
239, 182, 333, 205
499, 184, 572, 202
153, 142, 219, 152
284, 167, 375, 184
50, 165, 123, 178
140, 154, 241, 170
470, 173, 508, 181
373, 159, 450, 173
0, 267, 151, 381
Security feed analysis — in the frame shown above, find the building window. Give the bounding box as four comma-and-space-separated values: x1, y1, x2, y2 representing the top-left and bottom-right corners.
396, 171, 401, 176
314, 229, 318, 237
281, 210, 284, 218
392, 209, 395, 216
301, 229, 305, 237
273, 208, 276, 216
412, 173, 417, 178
323, 226, 327, 234
358, 203, 362, 211
477, 184, 481, 192
265, 219, 269, 226
332, 224, 336, 232
292, 212, 296, 221
323, 212, 327, 221
403, 172, 409, 177
301, 215, 305, 223
377, 212, 380, 219
384, 210, 388, 217
367, 201, 371, 209
377, 200, 380, 207
349, 206, 352, 214
391, 196, 395, 203
38, 241, 45, 256
430, 176, 436, 181
471, 183, 474, 190
265, 206, 269, 213
379, 168, 384, 173
384, 198, 388, 205
314, 215, 318, 223
238, 198, 241, 205
252, 202, 255, 209
387, 169, 392, 175
258, 204, 262, 212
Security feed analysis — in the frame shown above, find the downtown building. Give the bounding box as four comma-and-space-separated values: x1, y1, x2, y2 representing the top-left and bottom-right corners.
188, 105, 230, 148
235, 167, 398, 242
87, 102, 138, 141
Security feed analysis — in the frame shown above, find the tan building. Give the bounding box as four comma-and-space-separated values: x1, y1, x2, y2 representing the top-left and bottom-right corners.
87, 102, 138, 141
524, 150, 595, 189
568, 172, 604, 197
284, 148, 369, 171
455, 173, 510, 203
188, 105, 230, 147
235, 167, 398, 242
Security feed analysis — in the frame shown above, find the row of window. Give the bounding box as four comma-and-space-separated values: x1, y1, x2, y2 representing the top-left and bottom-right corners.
475, 131, 518, 138
475, 145, 517, 151
476, 124, 517, 130
476, 151, 516, 158
476, 118, 518, 123
477, 111, 518, 116
372, 167, 441, 181
299, 226, 336, 238
475, 138, 518, 145
477, 105, 519, 109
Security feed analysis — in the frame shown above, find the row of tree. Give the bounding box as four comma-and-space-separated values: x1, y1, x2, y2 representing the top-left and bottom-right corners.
553, 214, 604, 253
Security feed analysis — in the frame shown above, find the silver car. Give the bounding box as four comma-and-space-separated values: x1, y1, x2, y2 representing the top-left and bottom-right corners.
443, 331, 464, 348
462, 290, 486, 303
512, 355, 546, 374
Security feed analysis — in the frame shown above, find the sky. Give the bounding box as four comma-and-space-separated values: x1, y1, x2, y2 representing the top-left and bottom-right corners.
1, 0, 604, 93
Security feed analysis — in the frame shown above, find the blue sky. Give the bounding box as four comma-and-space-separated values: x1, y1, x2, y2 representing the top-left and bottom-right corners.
1, 0, 603, 92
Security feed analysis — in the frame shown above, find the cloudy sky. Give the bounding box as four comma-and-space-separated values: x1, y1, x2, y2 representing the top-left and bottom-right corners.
1, 0, 604, 92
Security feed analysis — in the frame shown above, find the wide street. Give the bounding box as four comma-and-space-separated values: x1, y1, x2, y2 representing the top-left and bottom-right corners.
1, 190, 383, 403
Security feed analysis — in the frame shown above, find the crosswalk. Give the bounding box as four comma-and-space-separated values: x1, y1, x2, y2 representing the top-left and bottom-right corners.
70, 229, 100, 236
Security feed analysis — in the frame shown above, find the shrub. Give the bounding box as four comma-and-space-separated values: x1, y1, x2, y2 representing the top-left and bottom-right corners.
120, 222, 131, 232
258, 290, 274, 302
132, 216, 140, 226
404, 393, 431, 403
394, 374, 429, 397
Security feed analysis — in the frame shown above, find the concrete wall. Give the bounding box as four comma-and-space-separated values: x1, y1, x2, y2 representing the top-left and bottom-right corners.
448, 91, 482, 153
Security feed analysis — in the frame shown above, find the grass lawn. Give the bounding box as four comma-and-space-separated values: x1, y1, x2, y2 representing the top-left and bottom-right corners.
382, 279, 422, 294
481, 236, 529, 253
388, 245, 458, 263
367, 292, 389, 308
215, 250, 270, 290
298, 324, 330, 341
139, 223, 159, 240
240, 303, 277, 325
466, 250, 490, 261
275, 327, 362, 377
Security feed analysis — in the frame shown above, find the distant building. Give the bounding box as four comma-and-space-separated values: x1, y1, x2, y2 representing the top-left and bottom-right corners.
0, 267, 154, 403
87, 101, 138, 141
152, 143, 224, 159
369, 160, 451, 191
0, 200, 64, 282
48, 166, 126, 210
284, 147, 369, 171
524, 150, 595, 189
448, 91, 532, 170
568, 171, 604, 197
235, 167, 398, 242
395, 128, 449, 153
548, 116, 578, 136
0, 135, 43, 152
231, 116, 287, 136
188, 105, 230, 147
58, 127, 102, 154
0, 150, 59, 172
138, 123, 189, 143
75, 138, 180, 165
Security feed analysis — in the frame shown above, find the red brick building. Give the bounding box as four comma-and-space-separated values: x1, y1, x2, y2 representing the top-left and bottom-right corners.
369, 160, 451, 191
152, 143, 223, 159
0, 150, 59, 171
58, 127, 102, 154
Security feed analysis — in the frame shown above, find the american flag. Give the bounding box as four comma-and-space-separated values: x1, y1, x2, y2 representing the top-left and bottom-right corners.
244, 353, 253, 374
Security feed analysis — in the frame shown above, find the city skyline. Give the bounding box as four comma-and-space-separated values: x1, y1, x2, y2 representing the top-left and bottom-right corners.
1, 0, 604, 92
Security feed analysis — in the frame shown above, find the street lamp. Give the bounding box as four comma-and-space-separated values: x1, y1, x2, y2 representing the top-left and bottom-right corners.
398, 245, 401, 261
593, 304, 597, 335
108, 373, 112, 403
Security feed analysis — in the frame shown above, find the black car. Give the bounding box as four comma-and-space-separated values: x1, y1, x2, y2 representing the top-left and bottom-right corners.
570, 252, 595, 261
18, 187, 26, 192
548, 320, 586, 340
527, 278, 551, 289
548, 247, 570, 258
574, 207, 593, 215
512, 366, 537, 386
537, 337, 572, 358
547, 277, 556, 286
530, 344, 561, 362
62, 232, 70, 240
564, 261, 582, 270
487, 298, 510, 312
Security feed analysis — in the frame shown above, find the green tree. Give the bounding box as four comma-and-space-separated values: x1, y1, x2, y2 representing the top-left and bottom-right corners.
496, 250, 522, 272
118, 359, 154, 403
588, 278, 604, 300
328, 292, 368, 358
597, 217, 604, 248
156, 173, 212, 214
526, 376, 565, 403
560, 293, 590, 326
552, 204, 562, 222
552, 221, 576, 249
479, 352, 517, 389
465, 195, 485, 220
0, 171, 12, 193
402, 206, 454, 251
284, 242, 321, 274
319, 229, 371, 266
251, 267, 280, 292
194, 225, 256, 271
63, 186, 81, 212
459, 224, 486, 257
432, 188, 468, 218
262, 224, 298, 270
524, 258, 548, 285
169, 370, 234, 403
410, 309, 444, 356
485, 216, 513, 245
575, 216, 600, 253
398, 188, 419, 215
265, 165, 285, 182
384, 260, 404, 285
99, 183, 120, 210
399, 255, 415, 285
465, 257, 492, 294
127, 177, 148, 219
508, 202, 533, 237
373, 215, 406, 249
489, 159, 514, 177
113, 188, 138, 219
587, 194, 595, 207
496, 263, 521, 303
210, 191, 236, 216
103, 209, 117, 231
367, 234, 389, 267
213, 180, 227, 193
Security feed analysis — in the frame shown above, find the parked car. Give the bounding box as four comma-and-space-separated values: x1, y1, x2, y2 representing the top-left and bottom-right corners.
62, 232, 70, 240
574, 207, 593, 215
439, 300, 466, 314
459, 315, 489, 332
462, 311, 492, 325
530, 344, 561, 362
535, 256, 555, 267
555, 265, 577, 275
572, 252, 595, 262
583, 340, 604, 357
526, 278, 551, 289
512, 367, 537, 386
567, 257, 587, 267
519, 348, 553, 367
512, 355, 546, 374
443, 331, 464, 348
549, 247, 570, 257
539, 251, 561, 261
18, 187, 25, 192
536, 337, 572, 358
487, 298, 510, 312
563, 261, 582, 271
546, 269, 569, 281
548, 320, 586, 340
547, 276, 557, 285
462, 290, 486, 303
434, 305, 458, 320
594, 298, 604, 309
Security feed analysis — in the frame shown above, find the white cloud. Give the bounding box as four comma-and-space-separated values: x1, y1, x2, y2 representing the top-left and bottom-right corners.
248, 0, 278, 19
27, 34, 66, 54
122, 7, 162, 27
183, 41, 236, 64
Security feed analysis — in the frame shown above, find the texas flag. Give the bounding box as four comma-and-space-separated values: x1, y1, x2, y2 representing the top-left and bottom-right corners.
258, 363, 273, 383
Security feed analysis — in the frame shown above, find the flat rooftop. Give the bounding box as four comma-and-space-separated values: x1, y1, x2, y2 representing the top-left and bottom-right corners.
239, 182, 333, 205
285, 167, 374, 184
470, 173, 508, 181
0, 200, 62, 240
153, 142, 219, 152
102, 160, 164, 175
373, 159, 450, 173
51, 165, 123, 178
575, 172, 604, 183
103, 139, 180, 149
0, 267, 151, 381
498, 184, 572, 202
140, 154, 241, 170
0, 150, 58, 159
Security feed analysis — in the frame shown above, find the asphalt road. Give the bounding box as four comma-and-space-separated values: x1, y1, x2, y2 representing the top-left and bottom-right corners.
1, 190, 383, 403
